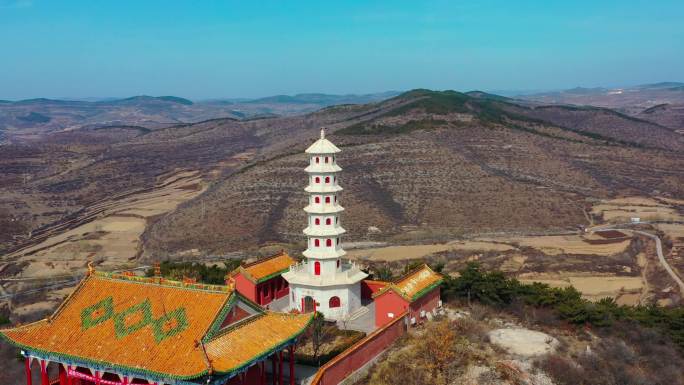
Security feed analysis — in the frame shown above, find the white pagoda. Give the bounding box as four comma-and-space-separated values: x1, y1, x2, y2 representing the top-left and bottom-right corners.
282, 128, 367, 320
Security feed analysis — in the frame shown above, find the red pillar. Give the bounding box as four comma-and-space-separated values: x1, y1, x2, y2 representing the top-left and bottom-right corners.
289, 345, 295, 385
24, 357, 32, 385
271, 354, 277, 385
59, 365, 67, 385
260, 361, 266, 385
40, 360, 48, 385
95, 371, 101, 385
278, 351, 283, 385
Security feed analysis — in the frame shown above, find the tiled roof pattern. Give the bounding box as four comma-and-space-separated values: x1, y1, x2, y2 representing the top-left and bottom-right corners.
206, 312, 313, 373
374, 265, 443, 302
1, 274, 229, 378
1, 273, 315, 380
2, 275, 230, 378
242, 252, 294, 283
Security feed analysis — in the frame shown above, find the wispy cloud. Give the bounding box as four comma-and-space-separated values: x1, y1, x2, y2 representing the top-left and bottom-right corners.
0, 0, 33, 9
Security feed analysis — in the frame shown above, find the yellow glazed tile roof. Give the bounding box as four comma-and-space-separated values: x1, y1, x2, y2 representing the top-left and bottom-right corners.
374, 264, 443, 302
1, 273, 228, 379
241, 252, 294, 283
0, 271, 312, 380
205, 312, 313, 373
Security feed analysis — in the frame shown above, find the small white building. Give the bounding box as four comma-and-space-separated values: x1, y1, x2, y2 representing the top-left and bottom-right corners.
282, 129, 367, 320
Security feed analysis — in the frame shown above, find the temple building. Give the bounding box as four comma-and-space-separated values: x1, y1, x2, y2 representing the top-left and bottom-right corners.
0, 269, 312, 385
282, 129, 368, 320
372, 264, 443, 327
231, 251, 294, 307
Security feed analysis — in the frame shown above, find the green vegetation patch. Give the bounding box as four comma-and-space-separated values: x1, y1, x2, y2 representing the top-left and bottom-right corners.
146, 260, 242, 284
17, 112, 51, 123
341, 119, 448, 135
443, 263, 684, 351
337, 89, 546, 135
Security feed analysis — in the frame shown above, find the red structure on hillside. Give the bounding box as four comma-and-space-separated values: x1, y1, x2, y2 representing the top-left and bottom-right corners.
231, 251, 294, 306
372, 264, 443, 327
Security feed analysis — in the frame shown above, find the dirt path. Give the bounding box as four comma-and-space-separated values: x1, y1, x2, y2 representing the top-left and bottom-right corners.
633, 230, 684, 293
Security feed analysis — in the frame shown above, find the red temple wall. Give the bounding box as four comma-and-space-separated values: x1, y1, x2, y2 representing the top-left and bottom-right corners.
235, 273, 289, 307
234, 273, 257, 303
311, 313, 408, 385
256, 276, 289, 306
408, 287, 441, 324
374, 290, 409, 327
221, 305, 253, 328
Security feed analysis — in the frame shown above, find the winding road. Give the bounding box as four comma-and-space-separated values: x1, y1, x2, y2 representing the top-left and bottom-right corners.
591, 222, 684, 293
632, 230, 684, 292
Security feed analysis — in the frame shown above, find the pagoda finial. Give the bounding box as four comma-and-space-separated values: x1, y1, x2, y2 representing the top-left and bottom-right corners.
320, 127, 325, 139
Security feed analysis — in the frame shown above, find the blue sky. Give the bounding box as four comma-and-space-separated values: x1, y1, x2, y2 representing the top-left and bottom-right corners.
1, 0, 682, 99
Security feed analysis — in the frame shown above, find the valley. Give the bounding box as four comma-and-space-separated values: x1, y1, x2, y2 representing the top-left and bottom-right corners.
1, 88, 684, 324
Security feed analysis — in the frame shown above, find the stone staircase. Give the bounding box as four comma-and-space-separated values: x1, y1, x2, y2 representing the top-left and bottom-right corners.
348, 305, 369, 321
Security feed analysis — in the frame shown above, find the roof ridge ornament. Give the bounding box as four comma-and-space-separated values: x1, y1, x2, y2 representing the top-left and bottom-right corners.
320, 127, 325, 139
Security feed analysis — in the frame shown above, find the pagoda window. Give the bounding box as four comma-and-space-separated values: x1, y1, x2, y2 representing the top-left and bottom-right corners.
336, 259, 340, 268
315, 218, 320, 225
325, 157, 329, 163
315, 239, 320, 247
334, 195, 337, 202
329, 296, 341, 308
326, 239, 332, 247
325, 176, 330, 183
315, 197, 320, 203
336, 238, 340, 245
315, 177, 320, 183
314, 261, 321, 275
325, 197, 331, 203
316, 157, 320, 164
335, 217, 338, 224
325, 218, 331, 225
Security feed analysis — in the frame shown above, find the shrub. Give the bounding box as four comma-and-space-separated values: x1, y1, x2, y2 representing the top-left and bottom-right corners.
443, 263, 684, 352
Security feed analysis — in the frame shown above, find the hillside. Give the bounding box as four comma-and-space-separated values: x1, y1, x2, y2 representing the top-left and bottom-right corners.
636, 103, 684, 131
0, 92, 399, 140
517, 82, 684, 114
141, 90, 684, 256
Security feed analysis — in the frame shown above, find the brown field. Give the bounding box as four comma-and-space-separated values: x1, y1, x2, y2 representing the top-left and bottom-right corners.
346, 240, 515, 261
590, 197, 684, 223
3, 171, 206, 278
656, 223, 684, 240
519, 274, 644, 304
351, 229, 652, 304
504, 235, 631, 256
